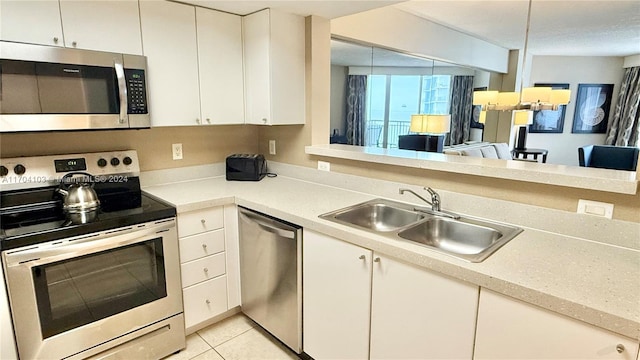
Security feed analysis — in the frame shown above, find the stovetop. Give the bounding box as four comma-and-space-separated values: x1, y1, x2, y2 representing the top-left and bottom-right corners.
0, 150, 176, 251
0, 184, 176, 251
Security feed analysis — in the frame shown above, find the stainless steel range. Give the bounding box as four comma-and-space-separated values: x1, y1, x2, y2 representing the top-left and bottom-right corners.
0, 150, 185, 360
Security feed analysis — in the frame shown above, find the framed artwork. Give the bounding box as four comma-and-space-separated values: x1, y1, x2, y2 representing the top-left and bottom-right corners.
529, 83, 569, 133
470, 87, 486, 129
572, 83, 614, 134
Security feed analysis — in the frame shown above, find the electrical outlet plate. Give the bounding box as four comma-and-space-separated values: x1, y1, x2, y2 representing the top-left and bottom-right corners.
269, 140, 276, 155
318, 161, 330, 172
577, 199, 613, 219
172, 143, 183, 160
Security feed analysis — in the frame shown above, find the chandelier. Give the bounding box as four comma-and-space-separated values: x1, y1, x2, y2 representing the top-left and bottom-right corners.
472, 0, 571, 121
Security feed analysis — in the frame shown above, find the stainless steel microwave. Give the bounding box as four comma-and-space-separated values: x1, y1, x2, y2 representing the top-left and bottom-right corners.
0, 41, 150, 132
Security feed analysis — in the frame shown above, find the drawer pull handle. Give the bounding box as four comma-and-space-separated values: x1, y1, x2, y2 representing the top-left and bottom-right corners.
201, 219, 206, 225
203, 267, 208, 273
202, 244, 207, 249
616, 344, 625, 353
358, 255, 365, 260
374, 257, 381, 263
205, 299, 211, 305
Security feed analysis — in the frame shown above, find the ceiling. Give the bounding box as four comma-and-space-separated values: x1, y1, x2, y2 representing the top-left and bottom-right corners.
394, 0, 640, 57
177, 0, 403, 19
178, 0, 639, 57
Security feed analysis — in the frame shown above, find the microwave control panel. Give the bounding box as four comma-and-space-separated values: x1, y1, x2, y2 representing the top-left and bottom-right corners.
125, 69, 148, 114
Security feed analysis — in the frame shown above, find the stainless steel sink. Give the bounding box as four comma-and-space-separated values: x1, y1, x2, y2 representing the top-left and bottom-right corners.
327, 200, 425, 232
320, 199, 523, 262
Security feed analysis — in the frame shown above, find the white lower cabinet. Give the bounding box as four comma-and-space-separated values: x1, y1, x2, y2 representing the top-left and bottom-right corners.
183, 276, 228, 330
177, 205, 239, 334
303, 230, 479, 360
474, 288, 639, 360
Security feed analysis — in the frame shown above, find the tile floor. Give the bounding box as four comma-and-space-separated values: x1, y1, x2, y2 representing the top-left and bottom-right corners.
165, 314, 301, 360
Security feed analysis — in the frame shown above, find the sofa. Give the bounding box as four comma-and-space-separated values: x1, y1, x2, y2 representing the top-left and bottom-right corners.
443, 142, 514, 160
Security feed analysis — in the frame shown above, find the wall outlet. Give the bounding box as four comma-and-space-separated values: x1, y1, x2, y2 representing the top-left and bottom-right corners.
318, 161, 331, 172
577, 199, 613, 219
172, 143, 183, 160
269, 140, 276, 155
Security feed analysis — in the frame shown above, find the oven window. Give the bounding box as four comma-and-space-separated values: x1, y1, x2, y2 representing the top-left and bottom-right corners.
32, 237, 167, 339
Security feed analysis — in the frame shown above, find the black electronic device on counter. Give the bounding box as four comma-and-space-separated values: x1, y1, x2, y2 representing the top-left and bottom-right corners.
226, 154, 268, 181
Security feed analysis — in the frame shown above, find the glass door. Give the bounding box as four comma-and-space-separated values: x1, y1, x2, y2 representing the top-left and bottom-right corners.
32, 238, 167, 338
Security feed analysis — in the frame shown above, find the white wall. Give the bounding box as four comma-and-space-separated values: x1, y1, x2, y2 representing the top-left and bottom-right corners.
526, 56, 624, 166
330, 65, 348, 135
331, 7, 509, 73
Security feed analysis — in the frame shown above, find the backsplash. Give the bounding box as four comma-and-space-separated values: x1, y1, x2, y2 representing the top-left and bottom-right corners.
0, 125, 259, 171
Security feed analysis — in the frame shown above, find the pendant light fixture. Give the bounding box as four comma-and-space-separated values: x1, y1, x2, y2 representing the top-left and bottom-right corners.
472, 0, 571, 113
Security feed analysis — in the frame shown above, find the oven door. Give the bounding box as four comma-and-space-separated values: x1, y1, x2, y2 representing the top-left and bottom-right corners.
2, 218, 182, 360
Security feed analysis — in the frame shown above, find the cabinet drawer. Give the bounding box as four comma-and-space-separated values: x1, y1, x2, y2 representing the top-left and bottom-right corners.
183, 276, 228, 330
179, 229, 225, 263
178, 207, 224, 237
181, 253, 226, 288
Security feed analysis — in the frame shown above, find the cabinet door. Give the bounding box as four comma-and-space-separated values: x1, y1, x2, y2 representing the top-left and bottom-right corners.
139, 1, 201, 127
242, 9, 271, 125
303, 230, 372, 360
474, 289, 639, 360
58, 0, 142, 54
0, 0, 63, 46
370, 254, 479, 360
196, 7, 244, 125
269, 9, 305, 125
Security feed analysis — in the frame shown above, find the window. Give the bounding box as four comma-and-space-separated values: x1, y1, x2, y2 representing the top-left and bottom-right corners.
366, 75, 452, 148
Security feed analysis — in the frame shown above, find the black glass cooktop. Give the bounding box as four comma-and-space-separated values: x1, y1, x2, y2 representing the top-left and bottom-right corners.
0, 178, 176, 251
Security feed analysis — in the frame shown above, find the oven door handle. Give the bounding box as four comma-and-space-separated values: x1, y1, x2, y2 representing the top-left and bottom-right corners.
4, 220, 175, 267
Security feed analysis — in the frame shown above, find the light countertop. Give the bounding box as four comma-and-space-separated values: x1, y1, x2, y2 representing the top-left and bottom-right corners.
143, 175, 640, 340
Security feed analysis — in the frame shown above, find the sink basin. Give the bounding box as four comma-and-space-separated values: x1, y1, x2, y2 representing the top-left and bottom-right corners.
398, 218, 502, 255
327, 200, 424, 232
320, 199, 523, 262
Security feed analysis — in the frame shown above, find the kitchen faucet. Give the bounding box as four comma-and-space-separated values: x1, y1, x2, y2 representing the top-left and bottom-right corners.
399, 187, 459, 219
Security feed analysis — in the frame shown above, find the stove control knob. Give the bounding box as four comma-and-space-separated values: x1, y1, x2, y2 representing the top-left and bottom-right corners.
14, 164, 26, 175
97, 158, 108, 167
110, 157, 120, 166
123, 156, 133, 166
0, 165, 8, 177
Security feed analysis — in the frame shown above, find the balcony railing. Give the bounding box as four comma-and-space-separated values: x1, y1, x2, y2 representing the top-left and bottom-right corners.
366, 120, 411, 148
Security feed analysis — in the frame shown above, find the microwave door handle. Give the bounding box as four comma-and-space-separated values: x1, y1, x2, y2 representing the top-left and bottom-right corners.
115, 61, 128, 125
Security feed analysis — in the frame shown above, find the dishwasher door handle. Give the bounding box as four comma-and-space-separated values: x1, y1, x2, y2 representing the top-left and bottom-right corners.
239, 211, 297, 239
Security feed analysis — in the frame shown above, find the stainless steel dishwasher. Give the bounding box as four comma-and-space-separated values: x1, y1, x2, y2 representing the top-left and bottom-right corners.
238, 207, 302, 354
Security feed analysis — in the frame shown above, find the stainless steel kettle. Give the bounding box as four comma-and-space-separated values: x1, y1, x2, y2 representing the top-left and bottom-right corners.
57, 172, 100, 222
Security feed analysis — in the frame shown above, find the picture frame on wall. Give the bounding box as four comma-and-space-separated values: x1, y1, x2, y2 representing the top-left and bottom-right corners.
470, 87, 486, 129
529, 83, 569, 133
571, 83, 614, 134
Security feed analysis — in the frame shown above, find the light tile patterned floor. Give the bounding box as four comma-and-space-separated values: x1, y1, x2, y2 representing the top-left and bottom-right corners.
165, 314, 301, 360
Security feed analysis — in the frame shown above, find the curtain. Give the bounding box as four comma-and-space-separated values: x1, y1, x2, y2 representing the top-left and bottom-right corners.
605, 67, 640, 147
345, 75, 367, 146
447, 76, 474, 145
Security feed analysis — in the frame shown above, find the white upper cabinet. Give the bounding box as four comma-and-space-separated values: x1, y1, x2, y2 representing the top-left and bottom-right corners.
474, 289, 639, 360
1, 0, 64, 46
0, 0, 142, 55
139, 1, 201, 127
58, 0, 143, 55
243, 9, 305, 125
196, 7, 244, 125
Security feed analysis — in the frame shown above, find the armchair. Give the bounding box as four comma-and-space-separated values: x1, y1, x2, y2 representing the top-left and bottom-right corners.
578, 145, 639, 171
